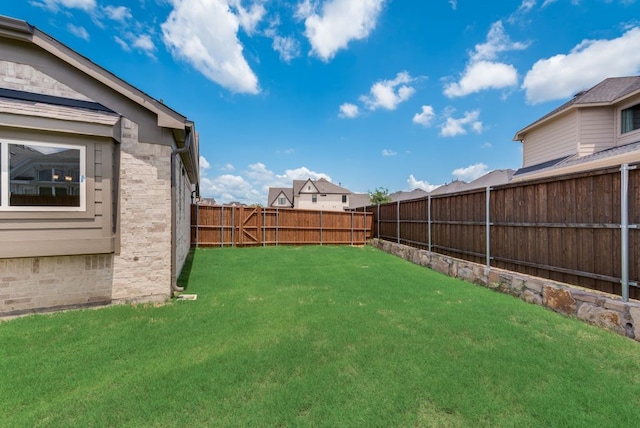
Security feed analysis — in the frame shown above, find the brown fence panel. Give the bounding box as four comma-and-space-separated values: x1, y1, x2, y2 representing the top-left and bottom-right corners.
370, 164, 639, 300
192, 206, 372, 247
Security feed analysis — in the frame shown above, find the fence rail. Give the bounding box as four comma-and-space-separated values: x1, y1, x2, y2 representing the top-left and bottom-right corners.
191, 205, 372, 247
355, 163, 640, 301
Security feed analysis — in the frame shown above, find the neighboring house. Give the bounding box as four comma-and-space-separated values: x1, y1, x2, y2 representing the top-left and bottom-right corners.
268, 178, 353, 211
0, 16, 199, 315
429, 180, 469, 196
512, 76, 640, 181
268, 187, 294, 208
389, 189, 429, 202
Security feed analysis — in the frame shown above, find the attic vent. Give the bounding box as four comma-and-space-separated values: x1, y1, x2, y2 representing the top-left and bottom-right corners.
573, 90, 587, 98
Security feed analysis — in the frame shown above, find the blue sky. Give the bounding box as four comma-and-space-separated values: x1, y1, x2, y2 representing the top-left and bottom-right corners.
2, 0, 640, 204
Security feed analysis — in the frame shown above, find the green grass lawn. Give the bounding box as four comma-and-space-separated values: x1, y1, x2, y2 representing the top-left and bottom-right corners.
1, 245, 639, 427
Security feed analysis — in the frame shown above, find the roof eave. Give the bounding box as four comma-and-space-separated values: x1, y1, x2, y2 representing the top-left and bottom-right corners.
17, 21, 188, 130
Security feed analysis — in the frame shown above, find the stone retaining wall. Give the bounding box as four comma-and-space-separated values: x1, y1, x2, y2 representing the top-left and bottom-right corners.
371, 239, 640, 342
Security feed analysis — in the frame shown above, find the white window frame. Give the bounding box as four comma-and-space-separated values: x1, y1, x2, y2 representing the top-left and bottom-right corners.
0, 139, 86, 212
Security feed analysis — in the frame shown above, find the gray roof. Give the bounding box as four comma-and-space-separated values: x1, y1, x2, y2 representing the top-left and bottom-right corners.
389, 189, 429, 202
429, 180, 469, 196
293, 178, 351, 195
465, 169, 515, 190
514, 76, 640, 140
267, 188, 293, 206
348, 193, 371, 209
514, 141, 640, 177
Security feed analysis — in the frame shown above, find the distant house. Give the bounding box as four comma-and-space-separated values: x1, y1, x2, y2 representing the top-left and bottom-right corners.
268, 178, 356, 211
512, 76, 640, 181
0, 16, 199, 315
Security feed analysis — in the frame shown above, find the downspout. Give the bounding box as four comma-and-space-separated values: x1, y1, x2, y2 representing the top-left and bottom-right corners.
170, 126, 194, 294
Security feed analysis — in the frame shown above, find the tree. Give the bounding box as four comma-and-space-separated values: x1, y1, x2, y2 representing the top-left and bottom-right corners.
368, 187, 392, 204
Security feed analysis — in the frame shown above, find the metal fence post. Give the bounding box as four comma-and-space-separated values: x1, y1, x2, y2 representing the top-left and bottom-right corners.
427, 195, 431, 252
486, 186, 491, 268
620, 164, 635, 302
397, 200, 400, 244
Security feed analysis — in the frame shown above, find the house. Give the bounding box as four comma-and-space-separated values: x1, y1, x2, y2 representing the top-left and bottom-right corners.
268, 178, 354, 211
0, 16, 199, 316
512, 76, 640, 181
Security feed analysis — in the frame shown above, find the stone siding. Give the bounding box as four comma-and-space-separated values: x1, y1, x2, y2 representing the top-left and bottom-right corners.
0, 60, 92, 100
0, 255, 112, 316
371, 239, 640, 342
111, 118, 172, 302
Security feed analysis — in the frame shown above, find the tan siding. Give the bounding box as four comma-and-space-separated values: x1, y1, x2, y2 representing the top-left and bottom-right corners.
0, 137, 114, 258
578, 107, 614, 156
523, 112, 578, 167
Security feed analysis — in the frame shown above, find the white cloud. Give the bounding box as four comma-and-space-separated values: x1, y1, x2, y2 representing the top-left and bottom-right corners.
444, 61, 519, 97
449, 0, 457, 10
439, 110, 483, 137
452, 163, 489, 181
200, 162, 333, 204
481, 142, 493, 149
133, 34, 156, 55
199, 155, 211, 170
445, 21, 526, 98
339, 102, 360, 118
222, 163, 235, 171
114, 36, 129, 51
412, 105, 435, 127
472, 21, 528, 62
230, 0, 266, 35
103, 5, 132, 21
382, 149, 397, 156
67, 23, 89, 40
522, 27, 640, 104
162, 0, 260, 94
299, 0, 386, 61
508, 0, 537, 24
407, 174, 440, 192
360, 71, 416, 111
272, 35, 301, 62
31, 0, 96, 12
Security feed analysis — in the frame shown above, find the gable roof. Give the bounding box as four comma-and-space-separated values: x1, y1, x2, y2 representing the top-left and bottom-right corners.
465, 169, 515, 189
268, 188, 294, 206
0, 14, 199, 184
429, 180, 469, 196
0, 15, 187, 130
389, 189, 429, 202
293, 178, 351, 194
514, 76, 640, 141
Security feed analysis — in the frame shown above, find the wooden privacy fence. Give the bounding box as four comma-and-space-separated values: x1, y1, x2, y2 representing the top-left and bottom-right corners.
191, 205, 372, 247
357, 163, 640, 301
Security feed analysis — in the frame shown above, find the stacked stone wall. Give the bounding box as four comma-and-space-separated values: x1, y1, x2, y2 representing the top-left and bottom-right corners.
371, 239, 640, 342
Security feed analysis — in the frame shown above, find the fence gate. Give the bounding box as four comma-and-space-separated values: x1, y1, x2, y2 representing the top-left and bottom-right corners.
238, 206, 261, 246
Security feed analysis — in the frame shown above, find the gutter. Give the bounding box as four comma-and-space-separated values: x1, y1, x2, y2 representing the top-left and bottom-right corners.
170, 126, 195, 294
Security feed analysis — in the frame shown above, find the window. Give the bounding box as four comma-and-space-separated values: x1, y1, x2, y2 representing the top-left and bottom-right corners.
342, 195, 347, 203
278, 197, 286, 205
1, 140, 86, 211
621, 104, 640, 134
312, 194, 317, 203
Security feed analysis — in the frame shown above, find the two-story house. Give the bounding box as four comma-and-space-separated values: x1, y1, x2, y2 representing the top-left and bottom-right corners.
268, 178, 353, 211
512, 76, 640, 181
